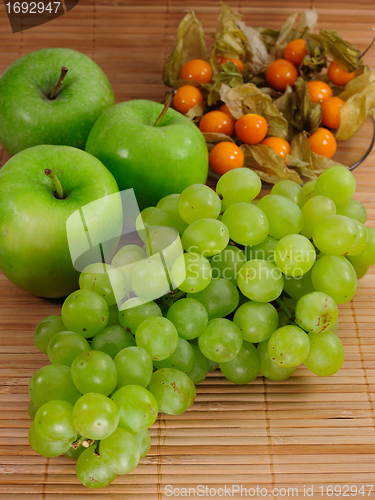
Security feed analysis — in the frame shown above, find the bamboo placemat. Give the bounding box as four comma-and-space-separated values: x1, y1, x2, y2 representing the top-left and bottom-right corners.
1, 0, 375, 498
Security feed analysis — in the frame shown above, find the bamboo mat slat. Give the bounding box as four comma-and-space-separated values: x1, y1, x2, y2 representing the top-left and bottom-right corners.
1, 0, 375, 498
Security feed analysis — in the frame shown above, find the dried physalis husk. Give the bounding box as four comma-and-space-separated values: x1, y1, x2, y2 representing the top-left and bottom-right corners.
207, 62, 244, 106
220, 83, 288, 139
241, 143, 303, 184
163, 10, 207, 89
209, 3, 247, 75
293, 77, 322, 135
237, 20, 272, 76
309, 29, 361, 72
336, 71, 375, 141
202, 133, 235, 153
271, 9, 318, 59
300, 36, 327, 76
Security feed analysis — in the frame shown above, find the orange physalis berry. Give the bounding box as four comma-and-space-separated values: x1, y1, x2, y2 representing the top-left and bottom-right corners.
265, 59, 298, 91
308, 128, 337, 158
284, 39, 308, 66
261, 137, 291, 161
321, 96, 345, 129
209, 141, 245, 175
179, 59, 213, 84
235, 114, 268, 145
327, 61, 357, 87
199, 110, 235, 136
307, 80, 333, 103
173, 85, 203, 114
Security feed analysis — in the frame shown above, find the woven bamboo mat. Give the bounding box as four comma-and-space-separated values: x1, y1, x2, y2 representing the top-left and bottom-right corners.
1, 0, 375, 498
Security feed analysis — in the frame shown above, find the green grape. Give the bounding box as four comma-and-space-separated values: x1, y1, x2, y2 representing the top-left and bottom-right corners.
29, 364, 81, 408
257, 340, 296, 381
64, 443, 89, 460
182, 218, 229, 257
71, 350, 117, 396
28, 400, 39, 420
28, 422, 71, 458
79, 263, 126, 306
313, 215, 359, 256
210, 246, 246, 285
61, 289, 109, 338
349, 258, 369, 280
347, 227, 375, 267
274, 234, 316, 277
145, 225, 182, 268
314, 166, 356, 206
135, 317, 178, 361
111, 385, 158, 432
107, 304, 121, 327
136, 207, 173, 239
35, 400, 77, 442
114, 346, 154, 389
221, 203, 269, 246
233, 301, 278, 343
330, 319, 339, 334
295, 292, 338, 334
311, 255, 357, 304
271, 180, 307, 208
99, 427, 140, 475
73, 393, 119, 440
111, 244, 147, 292
33, 315, 66, 354
237, 259, 284, 302
186, 278, 239, 320
133, 428, 151, 459
277, 310, 289, 328
301, 180, 316, 201
76, 445, 117, 489
268, 325, 310, 368
148, 368, 196, 415
256, 195, 303, 239
47, 331, 91, 366
118, 299, 162, 335
198, 318, 243, 363
346, 220, 368, 256
178, 184, 221, 224
166, 298, 208, 340
283, 269, 315, 300
91, 325, 136, 359
157, 193, 189, 234
336, 199, 367, 224
188, 344, 209, 384
304, 331, 345, 376
301, 195, 336, 239
154, 337, 195, 374
245, 235, 278, 264
220, 341, 260, 385
131, 256, 170, 300
208, 359, 219, 372
171, 252, 212, 293
215, 168, 261, 208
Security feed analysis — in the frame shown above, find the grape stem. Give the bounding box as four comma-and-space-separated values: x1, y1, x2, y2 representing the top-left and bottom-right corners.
71, 436, 94, 449
276, 297, 294, 323
45, 169, 64, 199
162, 289, 186, 307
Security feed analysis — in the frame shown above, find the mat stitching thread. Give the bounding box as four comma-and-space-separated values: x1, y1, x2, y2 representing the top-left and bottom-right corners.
41, 457, 49, 499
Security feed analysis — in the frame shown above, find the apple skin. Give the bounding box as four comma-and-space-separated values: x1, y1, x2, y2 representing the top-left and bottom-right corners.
85, 100, 208, 210
0, 48, 115, 155
0, 146, 122, 298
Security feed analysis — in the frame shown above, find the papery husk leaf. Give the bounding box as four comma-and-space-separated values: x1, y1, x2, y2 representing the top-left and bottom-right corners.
241, 143, 303, 184
163, 10, 207, 88
185, 102, 205, 123
207, 62, 244, 106
338, 71, 375, 101
309, 29, 361, 72
209, 3, 247, 74
287, 132, 345, 178
335, 73, 375, 141
300, 36, 327, 76
203, 133, 235, 153
272, 9, 318, 59
255, 27, 280, 53
237, 20, 273, 76
220, 83, 289, 138
294, 77, 322, 134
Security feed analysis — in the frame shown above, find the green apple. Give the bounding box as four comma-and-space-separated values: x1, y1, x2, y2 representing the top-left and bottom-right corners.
85, 99, 208, 210
0, 145, 122, 298
0, 48, 115, 155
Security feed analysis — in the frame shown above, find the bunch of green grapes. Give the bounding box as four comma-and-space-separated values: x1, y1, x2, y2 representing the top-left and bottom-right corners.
29, 166, 374, 489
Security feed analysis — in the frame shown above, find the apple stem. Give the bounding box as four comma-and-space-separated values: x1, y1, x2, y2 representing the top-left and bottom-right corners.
50, 66, 68, 100
45, 169, 64, 199
154, 90, 175, 127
